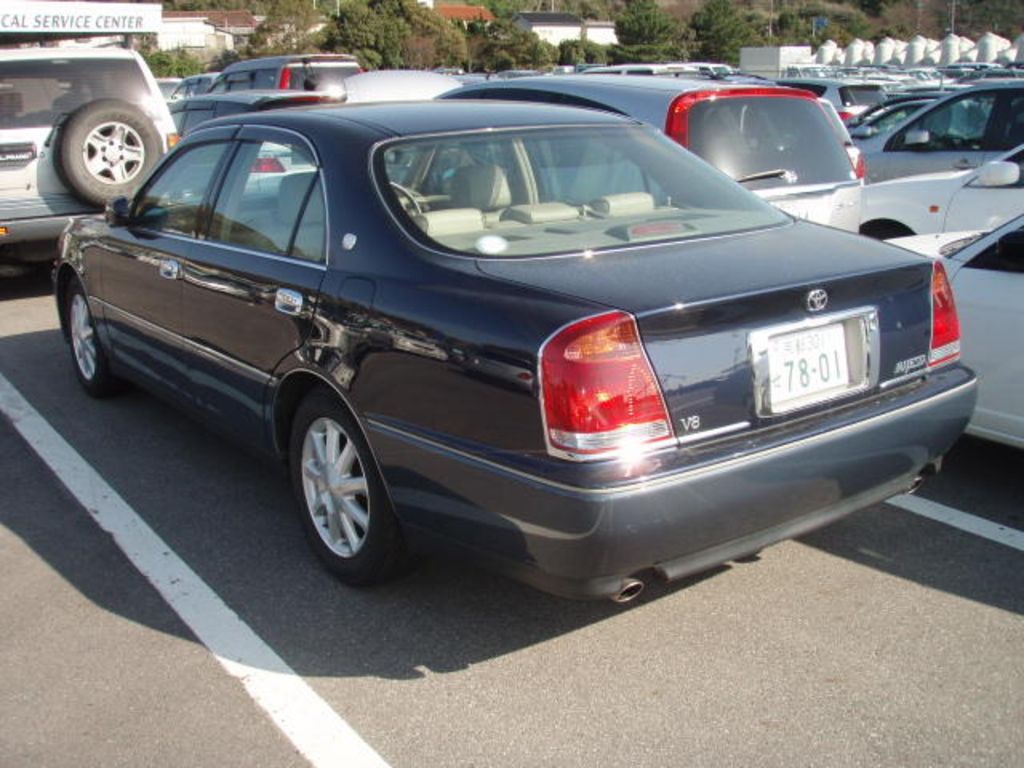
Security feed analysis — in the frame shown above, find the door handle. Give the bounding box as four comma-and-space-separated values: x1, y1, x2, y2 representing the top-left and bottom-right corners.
159, 259, 181, 280
275, 288, 304, 316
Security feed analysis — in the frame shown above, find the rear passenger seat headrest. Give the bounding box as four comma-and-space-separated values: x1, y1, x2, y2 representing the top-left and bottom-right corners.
451, 164, 512, 210
589, 192, 655, 217
414, 208, 485, 237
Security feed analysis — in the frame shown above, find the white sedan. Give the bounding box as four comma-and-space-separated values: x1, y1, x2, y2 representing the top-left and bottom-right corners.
860, 143, 1024, 240
890, 215, 1024, 448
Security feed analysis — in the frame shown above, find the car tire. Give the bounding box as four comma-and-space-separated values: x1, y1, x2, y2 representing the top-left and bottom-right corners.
55, 99, 163, 207
289, 388, 408, 585
66, 279, 121, 398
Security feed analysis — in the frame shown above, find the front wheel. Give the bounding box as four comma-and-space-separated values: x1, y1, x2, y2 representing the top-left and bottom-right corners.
289, 389, 408, 585
66, 280, 121, 398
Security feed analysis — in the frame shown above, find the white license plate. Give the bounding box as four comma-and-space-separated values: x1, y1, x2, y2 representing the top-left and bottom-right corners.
767, 323, 851, 411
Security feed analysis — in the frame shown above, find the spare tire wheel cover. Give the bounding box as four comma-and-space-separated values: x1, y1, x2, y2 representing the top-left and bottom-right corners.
56, 99, 163, 207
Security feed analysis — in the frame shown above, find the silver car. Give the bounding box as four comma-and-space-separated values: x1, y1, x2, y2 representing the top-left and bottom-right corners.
444, 75, 864, 231
855, 82, 1024, 183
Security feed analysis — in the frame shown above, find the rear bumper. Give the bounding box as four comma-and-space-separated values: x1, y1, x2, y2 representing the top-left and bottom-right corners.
368, 367, 976, 599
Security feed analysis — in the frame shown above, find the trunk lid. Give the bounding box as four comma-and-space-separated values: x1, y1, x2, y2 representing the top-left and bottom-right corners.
477, 221, 936, 438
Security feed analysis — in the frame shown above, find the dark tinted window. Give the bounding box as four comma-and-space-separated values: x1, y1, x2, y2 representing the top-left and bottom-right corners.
686, 96, 854, 187
0, 59, 149, 128
840, 85, 885, 106
992, 92, 1024, 151
177, 107, 216, 134
251, 68, 279, 89
134, 143, 228, 235
284, 63, 359, 92
208, 139, 318, 256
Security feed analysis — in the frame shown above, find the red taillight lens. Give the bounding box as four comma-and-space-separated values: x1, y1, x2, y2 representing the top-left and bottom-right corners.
541, 311, 674, 459
837, 109, 855, 122
279, 68, 292, 89
929, 262, 961, 368
845, 146, 866, 179
251, 157, 285, 173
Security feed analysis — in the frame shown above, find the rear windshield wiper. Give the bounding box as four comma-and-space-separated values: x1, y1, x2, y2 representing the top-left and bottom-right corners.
736, 169, 797, 184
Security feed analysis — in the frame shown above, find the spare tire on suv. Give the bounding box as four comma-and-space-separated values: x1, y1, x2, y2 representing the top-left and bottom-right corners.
55, 99, 163, 207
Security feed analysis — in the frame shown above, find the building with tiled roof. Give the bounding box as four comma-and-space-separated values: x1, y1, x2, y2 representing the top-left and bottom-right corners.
436, 5, 496, 23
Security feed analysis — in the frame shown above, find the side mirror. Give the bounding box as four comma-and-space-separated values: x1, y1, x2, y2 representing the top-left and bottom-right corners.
903, 128, 930, 148
105, 196, 132, 226
850, 125, 876, 139
972, 161, 1020, 188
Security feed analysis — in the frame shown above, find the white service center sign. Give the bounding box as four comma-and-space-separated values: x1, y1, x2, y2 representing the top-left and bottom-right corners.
0, 2, 162, 34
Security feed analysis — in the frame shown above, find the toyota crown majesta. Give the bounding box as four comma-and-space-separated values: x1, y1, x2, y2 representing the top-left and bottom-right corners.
55, 101, 976, 601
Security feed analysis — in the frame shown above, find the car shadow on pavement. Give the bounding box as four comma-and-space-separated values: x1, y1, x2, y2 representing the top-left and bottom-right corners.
0, 324, 718, 680
2, 321, 1020, 683
0, 267, 53, 301
797, 437, 1024, 618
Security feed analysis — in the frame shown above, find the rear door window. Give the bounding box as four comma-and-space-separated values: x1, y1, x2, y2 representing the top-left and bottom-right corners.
207, 139, 320, 257
686, 96, 854, 187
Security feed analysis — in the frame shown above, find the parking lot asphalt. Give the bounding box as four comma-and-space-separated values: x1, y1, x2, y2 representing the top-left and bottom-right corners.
1, 269, 1022, 767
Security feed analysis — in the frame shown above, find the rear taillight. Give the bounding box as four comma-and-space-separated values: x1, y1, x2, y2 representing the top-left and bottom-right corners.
845, 145, 866, 179
837, 109, 855, 122
929, 262, 961, 368
279, 68, 292, 89
251, 157, 285, 173
540, 311, 674, 460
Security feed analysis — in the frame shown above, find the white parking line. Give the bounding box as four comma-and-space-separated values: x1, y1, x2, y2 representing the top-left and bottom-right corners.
0, 373, 390, 768
888, 493, 1024, 553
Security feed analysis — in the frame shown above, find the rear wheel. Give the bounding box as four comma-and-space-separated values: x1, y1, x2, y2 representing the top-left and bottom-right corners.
289, 389, 408, 585
66, 280, 120, 397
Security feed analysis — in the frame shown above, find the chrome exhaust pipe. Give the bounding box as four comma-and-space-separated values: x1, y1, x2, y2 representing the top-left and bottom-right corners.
610, 578, 644, 604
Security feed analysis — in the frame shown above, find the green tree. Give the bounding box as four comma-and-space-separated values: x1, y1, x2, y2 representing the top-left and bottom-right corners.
690, 0, 759, 65
558, 38, 609, 66
246, 0, 325, 56
141, 48, 207, 77
325, 0, 466, 70
470, 19, 555, 72
610, 0, 687, 63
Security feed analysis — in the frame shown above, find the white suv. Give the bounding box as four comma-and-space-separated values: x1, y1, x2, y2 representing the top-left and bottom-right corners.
0, 48, 177, 275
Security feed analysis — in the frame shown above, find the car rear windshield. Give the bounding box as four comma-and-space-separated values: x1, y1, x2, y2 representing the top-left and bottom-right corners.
685, 96, 855, 189
0, 59, 151, 129
284, 63, 359, 92
375, 125, 787, 258
840, 85, 886, 106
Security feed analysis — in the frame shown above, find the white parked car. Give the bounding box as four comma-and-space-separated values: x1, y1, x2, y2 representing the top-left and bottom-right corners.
0, 47, 177, 274
890, 215, 1024, 448
860, 143, 1024, 239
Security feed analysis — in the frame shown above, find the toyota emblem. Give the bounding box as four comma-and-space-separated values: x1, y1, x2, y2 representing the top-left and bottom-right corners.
806, 288, 829, 312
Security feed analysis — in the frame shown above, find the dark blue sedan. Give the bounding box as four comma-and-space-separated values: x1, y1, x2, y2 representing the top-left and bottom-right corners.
54, 101, 976, 601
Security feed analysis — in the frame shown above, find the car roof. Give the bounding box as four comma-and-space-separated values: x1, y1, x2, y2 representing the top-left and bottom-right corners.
198, 99, 639, 137
457, 74, 792, 97
222, 54, 358, 72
